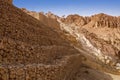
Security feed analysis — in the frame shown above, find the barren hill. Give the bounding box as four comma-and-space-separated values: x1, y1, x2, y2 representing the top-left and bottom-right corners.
61, 13, 120, 55
0, 1, 85, 80
20, 5, 120, 79
58, 13, 120, 72
21, 8, 60, 30
1, 0, 120, 80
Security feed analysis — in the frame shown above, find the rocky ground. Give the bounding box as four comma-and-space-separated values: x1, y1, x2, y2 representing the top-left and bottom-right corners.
0, 0, 120, 80
0, 1, 85, 80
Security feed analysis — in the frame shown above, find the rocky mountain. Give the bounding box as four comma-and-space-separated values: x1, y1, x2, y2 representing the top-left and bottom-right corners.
62, 13, 120, 28
60, 13, 120, 68
0, 1, 86, 80
61, 13, 120, 54
90, 13, 120, 28
1, 0, 120, 80
20, 4, 120, 79
57, 13, 120, 80
21, 8, 60, 30
82, 14, 120, 52
61, 14, 90, 26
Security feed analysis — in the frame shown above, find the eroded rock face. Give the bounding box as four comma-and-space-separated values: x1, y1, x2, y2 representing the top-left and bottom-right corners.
61, 13, 120, 55
90, 13, 120, 28
61, 14, 90, 26
23, 8, 120, 72
82, 13, 120, 51
59, 13, 120, 73
62, 13, 120, 28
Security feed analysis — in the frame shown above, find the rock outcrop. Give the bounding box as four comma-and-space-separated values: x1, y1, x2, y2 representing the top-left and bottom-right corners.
62, 13, 120, 28
59, 13, 120, 73
21, 8, 60, 30
90, 13, 120, 28
82, 14, 120, 51
21, 8, 40, 20
20, 7, 120, 73
61, 13, 120, 55
61, 14, 90, 26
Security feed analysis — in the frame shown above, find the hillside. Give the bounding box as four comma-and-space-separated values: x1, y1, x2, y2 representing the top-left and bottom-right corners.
1, 0, 120, 80
20, 4, 120, 80
61, 13, 120, 55
0, 1, 85, 80
59, 13, 120, 80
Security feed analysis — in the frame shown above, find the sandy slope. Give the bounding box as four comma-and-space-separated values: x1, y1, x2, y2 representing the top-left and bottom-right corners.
107, 73, 120, 80
72, 65, 120, 80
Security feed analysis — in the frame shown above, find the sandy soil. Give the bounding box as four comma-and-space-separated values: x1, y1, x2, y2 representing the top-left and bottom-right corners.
107, 73, 120, 80
71, 64, 120, 80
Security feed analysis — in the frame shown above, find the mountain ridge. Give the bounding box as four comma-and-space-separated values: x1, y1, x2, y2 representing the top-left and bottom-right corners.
1, 0, 120, 80
0, 1, 86, 80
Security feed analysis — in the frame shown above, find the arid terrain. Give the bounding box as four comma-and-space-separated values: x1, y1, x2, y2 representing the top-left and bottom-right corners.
0, 0, 120, 80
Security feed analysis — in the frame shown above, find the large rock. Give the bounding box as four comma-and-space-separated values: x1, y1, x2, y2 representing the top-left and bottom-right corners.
89, 13, 120, 28
61, 13, 120, 56
61, 14, 89, 26
82, 13, 120, 51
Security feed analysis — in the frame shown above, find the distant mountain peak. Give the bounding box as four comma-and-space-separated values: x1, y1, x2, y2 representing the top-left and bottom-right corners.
90, 13, 120, 28
60, 13, 120, 28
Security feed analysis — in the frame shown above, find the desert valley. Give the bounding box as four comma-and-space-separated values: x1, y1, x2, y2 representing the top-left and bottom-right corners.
0, 0, 120, 80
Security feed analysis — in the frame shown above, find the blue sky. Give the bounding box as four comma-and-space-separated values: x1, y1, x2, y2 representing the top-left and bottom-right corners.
13, 0, 120, 16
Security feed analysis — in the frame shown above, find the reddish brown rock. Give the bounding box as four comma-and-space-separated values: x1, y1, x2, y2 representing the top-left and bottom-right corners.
90, 13, 120, 28
82, 14, 120, 51
21, 8, 60, 30
4, 0, 13, 4
62, 14, 89, 26
0, 0, 86, 80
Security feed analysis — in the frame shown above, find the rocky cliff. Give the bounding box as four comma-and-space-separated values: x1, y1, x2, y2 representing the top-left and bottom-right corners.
61, 13, 120, 53
61, 14, 89, 26
62, 13, 120, 27
21, 7, 120, 74
90, 13, 120, 28
82, 13, 120, 52
59, 13, 120, 73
